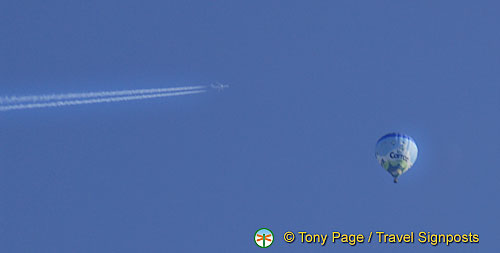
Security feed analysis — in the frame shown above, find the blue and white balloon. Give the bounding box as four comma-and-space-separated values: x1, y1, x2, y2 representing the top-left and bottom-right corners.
375, 133, 418, 183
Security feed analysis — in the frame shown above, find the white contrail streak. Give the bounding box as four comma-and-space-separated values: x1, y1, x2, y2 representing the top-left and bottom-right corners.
0, 85, 206, 104
0, 90, 206, 112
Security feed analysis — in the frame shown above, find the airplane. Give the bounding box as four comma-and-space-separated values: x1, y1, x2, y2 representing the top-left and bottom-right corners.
211, 82, 229, 92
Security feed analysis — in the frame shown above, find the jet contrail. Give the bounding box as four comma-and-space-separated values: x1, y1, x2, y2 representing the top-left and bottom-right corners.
0, 89, 206, 112
0, 85, 206, 104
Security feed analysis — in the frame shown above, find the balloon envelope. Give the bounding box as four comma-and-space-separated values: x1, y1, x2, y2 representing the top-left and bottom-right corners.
375, 133, 418, 182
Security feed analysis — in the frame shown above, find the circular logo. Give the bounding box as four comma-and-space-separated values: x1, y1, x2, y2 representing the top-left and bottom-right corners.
254, 228, 274, 248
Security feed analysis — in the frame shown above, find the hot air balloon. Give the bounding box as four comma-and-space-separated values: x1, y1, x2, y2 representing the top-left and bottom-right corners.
375, 133, 418, 183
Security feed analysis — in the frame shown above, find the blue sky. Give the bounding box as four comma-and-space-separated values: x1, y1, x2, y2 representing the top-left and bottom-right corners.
1, 1, 499, 252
